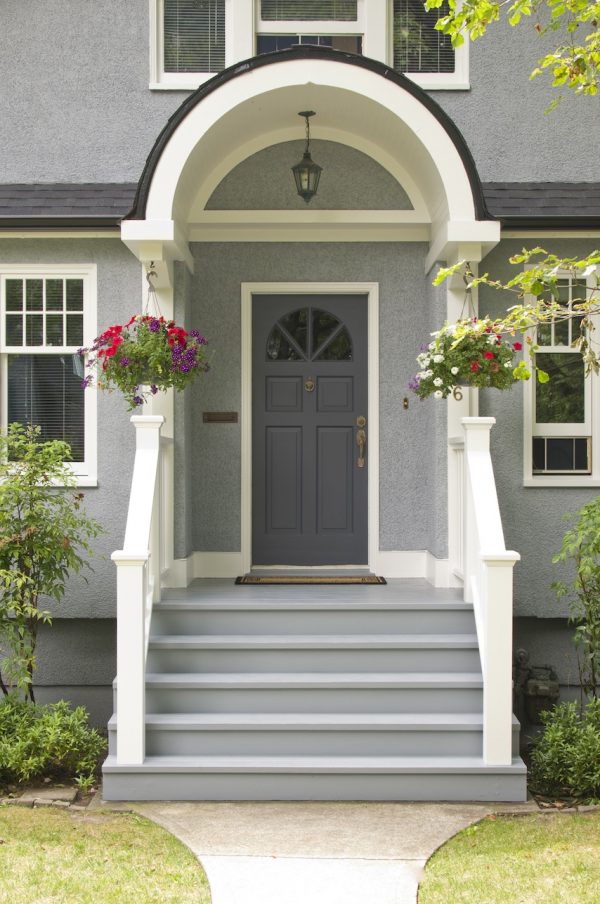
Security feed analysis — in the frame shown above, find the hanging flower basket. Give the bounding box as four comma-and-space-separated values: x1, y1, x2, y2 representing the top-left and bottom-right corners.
409, 317, 530, 400
80, 315, 209, 410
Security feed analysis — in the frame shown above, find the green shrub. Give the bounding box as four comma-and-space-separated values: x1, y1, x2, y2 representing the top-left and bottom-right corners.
529, 700, 600, 800
0, 696, 106, 789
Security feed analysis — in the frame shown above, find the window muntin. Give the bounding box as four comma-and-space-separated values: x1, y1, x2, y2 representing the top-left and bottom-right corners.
163, 0, 225, 74
257, 33, 361, 53
528, 275, 594, 479
266, 306, 353, 361
1, 266, 97, 483
392, 0, 454, 74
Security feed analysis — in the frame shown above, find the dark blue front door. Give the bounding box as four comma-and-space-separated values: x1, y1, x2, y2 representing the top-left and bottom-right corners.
252, 294, 368, 566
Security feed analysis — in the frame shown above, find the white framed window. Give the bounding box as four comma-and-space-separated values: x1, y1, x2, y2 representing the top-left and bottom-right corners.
150, 0, 468, 90
523, 271, 600, 486
0, 264, 98, 486
391, 0, 469, 90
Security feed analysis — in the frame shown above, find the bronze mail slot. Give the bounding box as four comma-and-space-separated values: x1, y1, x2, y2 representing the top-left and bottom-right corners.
203, 411, 238, 423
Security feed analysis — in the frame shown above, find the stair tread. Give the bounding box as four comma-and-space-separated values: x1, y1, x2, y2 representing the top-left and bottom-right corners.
103, 753, 526, 774
109, 712, 520, 730
142, 671, 483, 687
155, 599, 471, 612
148, 633, 479, 649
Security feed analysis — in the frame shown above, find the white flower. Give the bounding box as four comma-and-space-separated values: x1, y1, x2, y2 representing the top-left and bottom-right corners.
487, 335, 498, 345
451, 366, 459, 376
432, 354, 444, 364
428, 341, 436, 349
434, 390, 443, 399
504, 361, 513, 368
423, 369, 433, 378
433, 377, 443, 387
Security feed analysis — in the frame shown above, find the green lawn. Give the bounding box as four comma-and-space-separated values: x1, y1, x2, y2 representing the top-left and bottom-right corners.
419, 812, 600, 904
0, 806, 211, 903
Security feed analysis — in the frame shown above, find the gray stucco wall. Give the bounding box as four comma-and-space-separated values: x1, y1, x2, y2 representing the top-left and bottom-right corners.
0, 1, 597, 185
479, 239, 600, 618
185, 241, 447, 556
0, 237, 141, 618
206, 141, 413, 210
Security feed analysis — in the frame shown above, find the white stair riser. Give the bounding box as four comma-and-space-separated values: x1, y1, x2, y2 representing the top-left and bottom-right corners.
145, 647, 481, 674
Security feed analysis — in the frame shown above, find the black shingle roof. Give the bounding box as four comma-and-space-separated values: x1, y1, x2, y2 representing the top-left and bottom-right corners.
0, 182, 599, 228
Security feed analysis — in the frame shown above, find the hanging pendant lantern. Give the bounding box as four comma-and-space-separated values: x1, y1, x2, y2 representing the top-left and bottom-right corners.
292, 111, 322, 204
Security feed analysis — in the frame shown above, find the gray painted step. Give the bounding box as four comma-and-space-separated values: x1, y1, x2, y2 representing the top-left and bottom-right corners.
102, 754, 527, 802
137, 672, 484, 714
107, 713, 520, 758
151, 600, 476, 635
145, 633, 481, 673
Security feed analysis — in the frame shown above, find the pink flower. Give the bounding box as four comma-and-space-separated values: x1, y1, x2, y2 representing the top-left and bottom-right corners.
471, 361, 479, 372
484, 351, 495, 360
513, 342, 522, 351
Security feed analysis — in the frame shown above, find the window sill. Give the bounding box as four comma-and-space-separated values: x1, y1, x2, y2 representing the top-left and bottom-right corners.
523, 477, 600, 488
405, 73, 470, 91
150, 74, 215, 91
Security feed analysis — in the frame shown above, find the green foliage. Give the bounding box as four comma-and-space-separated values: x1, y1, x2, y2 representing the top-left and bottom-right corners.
0, 696, 106, 787
529, 700, 600, 799
425, 0, 600, 102
0, 424, 103, 701
553, 496, 600, 699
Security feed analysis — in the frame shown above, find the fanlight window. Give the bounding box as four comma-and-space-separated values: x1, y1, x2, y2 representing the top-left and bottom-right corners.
266, 307, 353, 361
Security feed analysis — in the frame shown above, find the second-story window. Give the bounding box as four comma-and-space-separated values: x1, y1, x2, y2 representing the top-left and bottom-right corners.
163, 0, 226, 73
392, 0, 454, 75
257, 0, 361, 58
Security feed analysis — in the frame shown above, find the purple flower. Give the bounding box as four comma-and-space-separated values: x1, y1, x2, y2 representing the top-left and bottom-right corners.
151, 385, 158, 395
133, 395, 144, 406
408, 374, 421, 392
80, 376, 92, 389
149, 318, 160, 332
120, 356, 129, 366
180, 363, 190, 373
189, 329, 200, 338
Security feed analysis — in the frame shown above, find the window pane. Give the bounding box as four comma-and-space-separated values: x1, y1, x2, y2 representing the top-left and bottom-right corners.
46, 314, 64, 346
261, 1, 357, 20
536, 352, 585, 423
5, 279, 23, 312
257, 33, 361, 53
66, 314, 84, 347
532, 437, 546, 471
66, 279, 84, 311
7, 354, 85, 461
393, 0, 454, 73
546, 438, 575, 471
312, 308, 339, 353
6, 315, 23, 345
46, 279, 64, 312
280, 308, 308, 355
315, 326, 352, 360
164, 0, 225, 73
26, 314, 43, 346
575, 438, 590, 471
553, 317, 569, 346
266, 325, 304, 360
26, 279, 43, 311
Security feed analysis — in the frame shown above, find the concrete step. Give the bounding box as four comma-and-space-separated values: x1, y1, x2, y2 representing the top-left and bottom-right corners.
107, 712, 520, 758
145, 633, 481, 673
151, 600, 476, 636
102, 753, 527, 802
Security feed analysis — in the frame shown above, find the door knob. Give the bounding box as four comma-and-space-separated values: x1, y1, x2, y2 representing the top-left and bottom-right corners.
304, 377, 315, 392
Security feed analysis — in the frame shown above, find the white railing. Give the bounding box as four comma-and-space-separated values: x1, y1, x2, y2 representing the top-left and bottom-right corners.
111, 415, 172, 764
461, 417, 520, 766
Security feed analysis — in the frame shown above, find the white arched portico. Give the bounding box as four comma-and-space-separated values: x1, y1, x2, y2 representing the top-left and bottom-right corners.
122, 49, 499, 280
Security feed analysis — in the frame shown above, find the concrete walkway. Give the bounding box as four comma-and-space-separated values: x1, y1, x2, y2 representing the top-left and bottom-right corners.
132, 800, 538, 904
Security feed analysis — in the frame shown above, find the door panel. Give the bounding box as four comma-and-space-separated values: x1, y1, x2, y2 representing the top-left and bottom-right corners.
253, 294, 368, 566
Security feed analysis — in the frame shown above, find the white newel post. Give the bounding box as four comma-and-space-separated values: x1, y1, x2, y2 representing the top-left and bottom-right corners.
112, 414, 165, 765
461, 417, 520, 766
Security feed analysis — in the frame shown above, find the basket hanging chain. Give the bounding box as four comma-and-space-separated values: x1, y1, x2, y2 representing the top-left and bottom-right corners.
143, 262, 163, 318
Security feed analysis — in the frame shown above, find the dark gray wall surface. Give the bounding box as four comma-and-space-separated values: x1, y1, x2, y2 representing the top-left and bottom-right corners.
206, 141, 414, 210
0, 237, 140, 617
187, 241, 446, 555
479, 239, 600, 618
0, 1, 596, 184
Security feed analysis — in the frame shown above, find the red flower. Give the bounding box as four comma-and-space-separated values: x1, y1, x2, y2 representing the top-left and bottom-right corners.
484, 351, 495, 360
513, 341, 522, 351
471, 361, 479, 372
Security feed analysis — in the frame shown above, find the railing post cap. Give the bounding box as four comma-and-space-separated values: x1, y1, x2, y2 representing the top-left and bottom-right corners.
130, 415, 165, 427
461, 417, 496, 428
112, 550, 150, 564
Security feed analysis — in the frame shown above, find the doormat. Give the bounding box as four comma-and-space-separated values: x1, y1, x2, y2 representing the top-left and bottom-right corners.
235, 575, 387, 585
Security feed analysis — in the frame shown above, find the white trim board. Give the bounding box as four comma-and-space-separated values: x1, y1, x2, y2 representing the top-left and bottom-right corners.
240, 282, 379, 575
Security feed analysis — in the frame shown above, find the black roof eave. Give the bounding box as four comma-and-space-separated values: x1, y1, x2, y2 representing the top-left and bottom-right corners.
0, 217, 123, 228
497, 216, 600, 229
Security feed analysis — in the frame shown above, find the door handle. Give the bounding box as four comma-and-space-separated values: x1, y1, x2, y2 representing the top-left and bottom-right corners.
356, 428, 366, 468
